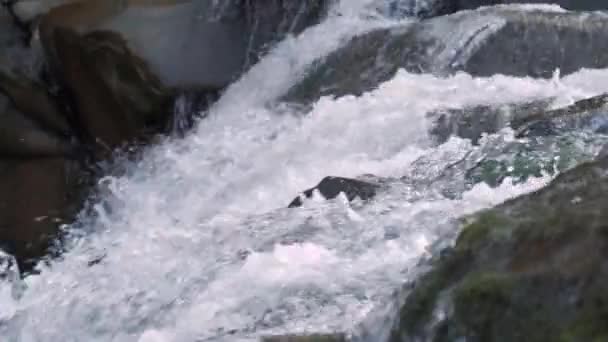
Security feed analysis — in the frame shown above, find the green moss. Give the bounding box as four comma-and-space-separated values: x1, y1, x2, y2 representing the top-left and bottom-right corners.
456, 211, 511, 252
560, 292, 608, 342
394, 251, 472, 339
453, 272, 517, 340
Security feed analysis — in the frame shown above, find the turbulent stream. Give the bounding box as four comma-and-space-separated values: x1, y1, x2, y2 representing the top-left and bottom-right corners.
2, 1, 608, 341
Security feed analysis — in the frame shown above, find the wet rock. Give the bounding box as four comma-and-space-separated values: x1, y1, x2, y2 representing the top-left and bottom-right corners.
0, 70, 71, 136
428, 99, 552, 144
0, 103, 73, 158
45, 27, 173, 156
390, 156, 608, 341
288, 176, 380, 208
458, 0, 608, 12
428, 93, 608, 146
379, 0, 608, 19
513, 93, 608, 137
0, 157, 87, 272
235, 0, 332, 67
168, 88, 220, 137
262, 333, 347, 342
24, 0, 330, 89
283, 7, 608, 104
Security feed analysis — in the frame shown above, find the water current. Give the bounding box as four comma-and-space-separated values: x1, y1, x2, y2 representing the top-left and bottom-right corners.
2, 1, 608, 341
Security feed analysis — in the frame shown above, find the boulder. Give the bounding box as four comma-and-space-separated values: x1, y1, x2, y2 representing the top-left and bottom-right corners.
45, 27, 173, 156
288, 176, 380, 208
0, 157, 87, 272
428, 92, 608, 145
390, 156, 608, 341
234, 0, 332, 67
458, 0, 608, 12
283, 7, 608, 104
428, 99, 552, 145
262, 334, 347, 342
0, 70, 71, 136
513, 93, 608, 138
18, 0, 330, 89
378, 0, 608, 19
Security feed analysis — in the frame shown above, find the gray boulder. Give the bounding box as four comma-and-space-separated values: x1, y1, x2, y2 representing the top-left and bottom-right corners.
283, 6, 608, 104
390, 155, 608, 341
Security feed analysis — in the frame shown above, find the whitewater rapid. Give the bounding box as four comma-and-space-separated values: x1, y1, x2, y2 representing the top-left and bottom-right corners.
3, 2, 608, 341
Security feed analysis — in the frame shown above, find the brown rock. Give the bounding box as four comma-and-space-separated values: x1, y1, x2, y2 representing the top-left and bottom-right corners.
0, 157, 83, 271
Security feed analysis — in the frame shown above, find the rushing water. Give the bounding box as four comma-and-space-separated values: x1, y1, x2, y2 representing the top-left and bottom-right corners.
3, 2, 608, 342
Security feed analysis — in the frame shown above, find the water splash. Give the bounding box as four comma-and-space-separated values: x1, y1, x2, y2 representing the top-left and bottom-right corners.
3, 2, 608, 342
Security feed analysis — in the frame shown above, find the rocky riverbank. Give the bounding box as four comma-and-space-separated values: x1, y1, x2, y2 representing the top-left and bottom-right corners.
2, 1, 608, 341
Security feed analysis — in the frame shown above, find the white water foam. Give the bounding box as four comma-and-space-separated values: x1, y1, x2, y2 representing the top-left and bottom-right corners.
3, 2, 608, 342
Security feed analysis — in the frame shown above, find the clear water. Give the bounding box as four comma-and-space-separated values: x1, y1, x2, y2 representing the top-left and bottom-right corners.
2, 2, 608, 342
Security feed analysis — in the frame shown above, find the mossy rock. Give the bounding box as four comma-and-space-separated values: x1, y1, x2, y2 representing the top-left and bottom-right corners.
391, 157, 608, 341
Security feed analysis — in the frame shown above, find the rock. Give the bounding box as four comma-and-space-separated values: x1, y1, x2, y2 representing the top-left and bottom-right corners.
390, 156, 608, 341
0, 69, 71, 136
168, 88, 220, 137
0, 3, 39, 76
288, 176, 380, 208
458, 0, 608, 12
376, 0, 458, 19
283, 7, 608, 105
45, 27, 173, 156
26, 0, 330, 89
235, 0, 332, 67
0, 103, 73, 158
428, 93, 608, 146
513, 93, 608, 138
428, 99, 552, 145
378, 0, 608, 19
261, 333, 347, 342
0, 157, 87, 272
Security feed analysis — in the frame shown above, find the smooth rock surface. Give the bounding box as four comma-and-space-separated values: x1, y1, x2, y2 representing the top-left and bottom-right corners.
18, 0, 330, 89
0, 157, 86, 272
283, 6, 608, 104
288, 176, 380, 208
391, 156, 608, 341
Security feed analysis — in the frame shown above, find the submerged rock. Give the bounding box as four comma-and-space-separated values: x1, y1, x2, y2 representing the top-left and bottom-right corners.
283, 6, 608, 104
428, 99, 552, 145
458, 0, 608, 12
390, 156, 608, 341
288, 176, 380, 208
262, 333, 347, 342
429, 92, 608, 144
514, 93, 608, 137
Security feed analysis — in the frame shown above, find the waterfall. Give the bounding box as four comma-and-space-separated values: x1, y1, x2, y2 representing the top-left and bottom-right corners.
2, 1, 608, 341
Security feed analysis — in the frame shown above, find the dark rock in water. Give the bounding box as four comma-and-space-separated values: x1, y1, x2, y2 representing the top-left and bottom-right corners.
459, 0, 608, 12
288, 176, 380, 208
428, 99, 552, 144
429, 93, 608, 145
22, 0, 330, 89
381, 0, 608, 19
0, 157, 87, 272
168, 88, 221, 137
514, 94, 608, 137
0, 103, 73, 158
0, 69, 71, 136
262, 333, 347, 342
377, 0, 458, 19
283, 7, 608, 104
390, 156, 608, 341
45, 27, 173, 157
235, 0, 333, 67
